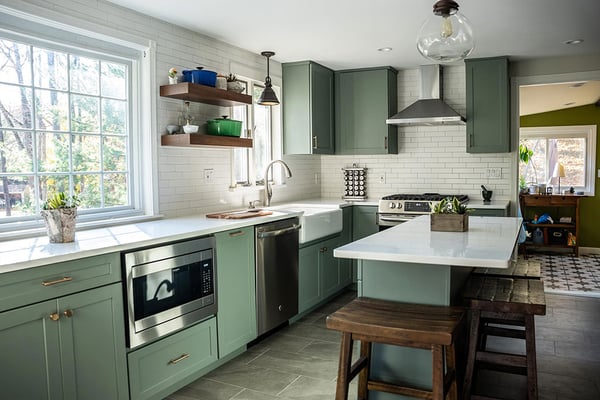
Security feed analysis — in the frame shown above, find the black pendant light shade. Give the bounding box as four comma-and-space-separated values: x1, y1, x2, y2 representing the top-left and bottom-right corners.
258, 51, 279, 106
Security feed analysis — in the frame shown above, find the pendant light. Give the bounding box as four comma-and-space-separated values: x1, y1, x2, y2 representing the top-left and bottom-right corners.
416, 0, 475, 63
257, 51, 279, 106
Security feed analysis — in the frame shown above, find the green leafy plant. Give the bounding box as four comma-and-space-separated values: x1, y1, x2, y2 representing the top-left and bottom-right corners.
519, 144, 533, 164
432, 197, 470, 215
42, 191, 80, 210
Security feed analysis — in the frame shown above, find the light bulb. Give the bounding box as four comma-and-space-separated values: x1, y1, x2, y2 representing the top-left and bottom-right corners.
441, 16, 453, 38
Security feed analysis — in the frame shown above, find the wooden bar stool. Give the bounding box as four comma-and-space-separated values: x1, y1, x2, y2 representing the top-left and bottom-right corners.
326, 297, 465, 400
472, 259, 541, 279
462, 276, 546, 400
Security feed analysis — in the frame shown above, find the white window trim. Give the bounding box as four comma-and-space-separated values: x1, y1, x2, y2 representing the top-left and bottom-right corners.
520, 125, 596, 195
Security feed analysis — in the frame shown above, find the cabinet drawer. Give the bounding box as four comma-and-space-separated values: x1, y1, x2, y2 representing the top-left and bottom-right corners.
521, 195, 578, 207
128, 317, 218, 400
0, 253, 120, 312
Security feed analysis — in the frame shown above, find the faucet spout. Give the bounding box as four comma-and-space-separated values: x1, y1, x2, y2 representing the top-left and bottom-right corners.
263, 159, 292, 206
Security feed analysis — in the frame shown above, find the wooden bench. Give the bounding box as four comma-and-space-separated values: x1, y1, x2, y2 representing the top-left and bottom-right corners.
472, 259, 541, 279
462, 276, 546, 400
326, 297, 465, 400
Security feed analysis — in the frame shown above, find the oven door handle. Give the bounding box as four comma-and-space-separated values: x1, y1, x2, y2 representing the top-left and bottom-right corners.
379, 216, 415, 222
257, 224, 301, 238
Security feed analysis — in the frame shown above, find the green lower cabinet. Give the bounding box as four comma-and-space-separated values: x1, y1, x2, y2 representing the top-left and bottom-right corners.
469, 208, 507, 217
215, 226, 257, 358
128, 317, 218, 400
320, 236, 341, 299
298, 242, 321, 313
338, 207, 354, 287
0, 283, 128, 400
352, 205, 378, 239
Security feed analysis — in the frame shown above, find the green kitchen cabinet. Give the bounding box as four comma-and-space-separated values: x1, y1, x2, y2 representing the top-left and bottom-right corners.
338, 207, 353, 287
466, 56, 510, 153
335, 67, 398, 154
320, 236, 342, 299
283, 61, 334, 154
0, 283, 128, 400
469, 208, 508, 217
352, 205, 378, 240
215, 226, 257, 358
298, 242, 321, 313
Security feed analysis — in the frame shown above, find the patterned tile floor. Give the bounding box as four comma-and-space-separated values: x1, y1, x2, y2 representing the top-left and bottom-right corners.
525, 253, 600, 297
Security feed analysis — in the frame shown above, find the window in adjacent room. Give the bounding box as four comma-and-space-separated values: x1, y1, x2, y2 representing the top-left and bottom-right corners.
519, 125, 596, 194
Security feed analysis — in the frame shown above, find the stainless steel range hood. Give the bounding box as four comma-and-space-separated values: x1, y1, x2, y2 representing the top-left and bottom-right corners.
386, 65, 465, 126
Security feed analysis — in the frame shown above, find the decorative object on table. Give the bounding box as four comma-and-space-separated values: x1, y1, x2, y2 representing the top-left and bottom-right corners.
225, 74, 244, 93
181, 67, 217, 87
207, 116, 242, 137
168, 67, 178, 84
416, 0, 474, 63
480, 185, 493, 203
257, 51, 279, 105
342, 164, 367, 200
40, 191, 80, 243
216, 74, 227, 90
166, 124, 179, 134
552, 162, 566, 194
519, 144, 537, 194
430, 196, 469, 232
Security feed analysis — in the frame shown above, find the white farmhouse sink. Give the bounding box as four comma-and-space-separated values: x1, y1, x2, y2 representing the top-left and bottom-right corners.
269, 204, 343, 243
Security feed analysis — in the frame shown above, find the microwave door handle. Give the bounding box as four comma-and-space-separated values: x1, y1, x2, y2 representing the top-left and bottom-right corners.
257, 224, 301, 239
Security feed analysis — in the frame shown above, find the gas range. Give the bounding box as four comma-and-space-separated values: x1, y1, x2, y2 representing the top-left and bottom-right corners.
377, 193, 469, 228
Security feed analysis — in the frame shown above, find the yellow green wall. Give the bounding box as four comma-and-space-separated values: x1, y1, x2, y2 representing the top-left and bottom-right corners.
520, 104, 600, 248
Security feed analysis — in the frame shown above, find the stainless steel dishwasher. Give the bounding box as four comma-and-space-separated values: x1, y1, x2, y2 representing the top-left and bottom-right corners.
255, 217, 300, 335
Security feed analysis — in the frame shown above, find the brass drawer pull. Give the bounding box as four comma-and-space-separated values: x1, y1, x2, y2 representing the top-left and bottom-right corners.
168, 353, 190, 365
49, 312, 60, 321
63, 309, 74, 318
42, 277, 73, 287
229, 230, 245, 237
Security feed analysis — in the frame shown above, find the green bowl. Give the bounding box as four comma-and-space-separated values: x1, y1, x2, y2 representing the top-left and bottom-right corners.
207, 117, 242, 137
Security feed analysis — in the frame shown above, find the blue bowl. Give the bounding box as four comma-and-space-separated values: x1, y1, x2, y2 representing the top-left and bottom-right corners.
182, 69, 217, 87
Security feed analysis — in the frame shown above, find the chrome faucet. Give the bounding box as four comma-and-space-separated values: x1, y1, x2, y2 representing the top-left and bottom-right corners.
263, 159, 292, 206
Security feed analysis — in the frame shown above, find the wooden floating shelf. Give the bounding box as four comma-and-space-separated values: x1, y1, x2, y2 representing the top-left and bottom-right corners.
161, 134, 253, 148
160, 83, 252, 107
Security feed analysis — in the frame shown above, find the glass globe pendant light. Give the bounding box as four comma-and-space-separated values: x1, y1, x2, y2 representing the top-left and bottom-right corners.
416, 0, 475, 63
257, 51, 280, 106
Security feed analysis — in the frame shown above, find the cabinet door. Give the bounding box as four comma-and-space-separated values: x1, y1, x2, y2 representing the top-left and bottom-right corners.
59, 283, 128, 400
0, 300, 62, 400
283, 61, 334, 155
215, 227, 256, 357
335, 67, 398, 154
352, 205, 378, 240
466, 57, 509, 153
338, 207, 353, 286
298, 243, 321, 313
320, 237, 341, 299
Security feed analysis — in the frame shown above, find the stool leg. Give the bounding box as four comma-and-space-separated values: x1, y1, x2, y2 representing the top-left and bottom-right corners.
463, 309, 481, 399
446, 344, 458, 400
524, 315, 538, 400
432, 344, 444, 400
358, 341, 371, 400
335, 332, 354, 400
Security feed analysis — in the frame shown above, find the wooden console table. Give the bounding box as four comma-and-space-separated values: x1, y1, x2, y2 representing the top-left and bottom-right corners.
519, 194, 584, 256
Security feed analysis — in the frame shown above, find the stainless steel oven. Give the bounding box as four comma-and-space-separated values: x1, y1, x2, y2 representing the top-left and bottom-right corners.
123, 236, 217, 348
377, 194, 469, 230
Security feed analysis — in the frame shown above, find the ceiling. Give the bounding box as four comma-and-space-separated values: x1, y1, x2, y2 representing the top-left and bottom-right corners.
520, 81, 600, 116
106, 0, 600, 114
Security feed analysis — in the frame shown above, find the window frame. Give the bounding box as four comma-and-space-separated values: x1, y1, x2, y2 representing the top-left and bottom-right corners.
519, 125, 596, 195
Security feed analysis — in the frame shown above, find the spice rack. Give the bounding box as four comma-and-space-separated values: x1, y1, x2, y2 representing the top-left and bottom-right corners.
342, 164, 367, 200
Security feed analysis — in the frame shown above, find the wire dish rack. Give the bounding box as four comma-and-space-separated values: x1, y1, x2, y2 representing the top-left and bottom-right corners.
342, 164, 367, 200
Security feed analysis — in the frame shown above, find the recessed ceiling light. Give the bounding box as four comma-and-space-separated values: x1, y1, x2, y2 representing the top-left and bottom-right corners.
564, 39, 583, 45
378, 47, 393, 52
570, 82, 586, 88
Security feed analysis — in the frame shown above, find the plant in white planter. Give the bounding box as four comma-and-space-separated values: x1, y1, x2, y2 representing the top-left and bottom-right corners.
226, 74, 244, 93
40, 192, 80, 243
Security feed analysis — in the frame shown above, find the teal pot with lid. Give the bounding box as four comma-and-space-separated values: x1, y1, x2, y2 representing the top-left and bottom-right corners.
207, 116, 242, 137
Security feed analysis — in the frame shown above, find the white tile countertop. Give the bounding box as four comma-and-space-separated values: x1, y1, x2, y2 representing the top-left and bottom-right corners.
334, 215, 522, 268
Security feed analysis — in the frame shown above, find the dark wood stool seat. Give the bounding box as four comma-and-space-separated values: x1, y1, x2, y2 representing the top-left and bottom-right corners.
472, 259, 541, 279
462, 276, 546, 400
326, 297, 465, 400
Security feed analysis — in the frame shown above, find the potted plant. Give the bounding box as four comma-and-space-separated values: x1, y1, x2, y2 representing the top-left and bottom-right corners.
226, 74, 244, 93
430, 197, 470, 232
168, 67, 178, 84
40, 191, 80, 243
519, 144, 537, 193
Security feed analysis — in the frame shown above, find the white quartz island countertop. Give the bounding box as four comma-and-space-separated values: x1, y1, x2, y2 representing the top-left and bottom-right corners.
334, 215, 522, 269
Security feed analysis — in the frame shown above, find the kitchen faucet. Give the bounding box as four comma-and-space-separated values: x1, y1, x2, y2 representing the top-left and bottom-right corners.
263, 159, 292, 206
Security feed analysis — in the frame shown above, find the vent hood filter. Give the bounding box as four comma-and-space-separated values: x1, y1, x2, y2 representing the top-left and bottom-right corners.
386, 65, 465, 126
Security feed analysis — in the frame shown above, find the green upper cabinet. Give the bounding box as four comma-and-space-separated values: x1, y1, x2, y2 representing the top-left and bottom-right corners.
335, 67, 398, 154
283, 61, 334, 154
215, 226, 257, 358
465, 56, 510, 153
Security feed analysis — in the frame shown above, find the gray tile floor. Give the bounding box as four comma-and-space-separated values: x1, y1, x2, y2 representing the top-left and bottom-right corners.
168, 289, 600, 400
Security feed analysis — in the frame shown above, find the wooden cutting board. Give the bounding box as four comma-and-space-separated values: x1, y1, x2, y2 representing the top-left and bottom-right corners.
206, 210, 273, 219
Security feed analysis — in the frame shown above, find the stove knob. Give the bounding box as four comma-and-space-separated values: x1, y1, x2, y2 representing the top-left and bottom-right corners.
388, 202, 396, 209
397, 203, 403, 210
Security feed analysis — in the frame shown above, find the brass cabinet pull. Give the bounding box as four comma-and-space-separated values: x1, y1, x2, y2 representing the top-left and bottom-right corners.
312, 136, 318, 149
63, 309, 74, 318
384, 136, 388, 149
49, 312, 60, 321
229, 230, 245, 237
320, 246, 328, 253
42, 276, 73, 287
168, 353, 190, 365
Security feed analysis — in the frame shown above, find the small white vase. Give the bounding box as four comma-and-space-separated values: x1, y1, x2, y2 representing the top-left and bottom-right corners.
168, 76, 178, 85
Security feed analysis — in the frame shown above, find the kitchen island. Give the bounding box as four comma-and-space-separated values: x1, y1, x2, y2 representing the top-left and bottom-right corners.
333, 215, 522, 400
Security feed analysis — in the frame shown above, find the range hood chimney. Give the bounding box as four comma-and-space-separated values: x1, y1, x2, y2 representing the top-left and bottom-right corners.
386, 65, 465, 126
